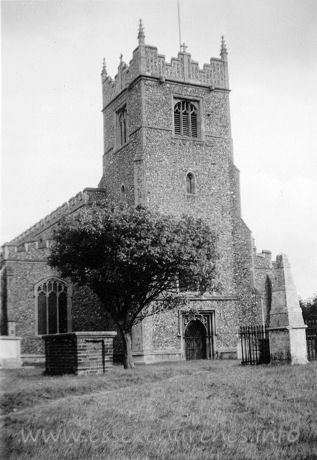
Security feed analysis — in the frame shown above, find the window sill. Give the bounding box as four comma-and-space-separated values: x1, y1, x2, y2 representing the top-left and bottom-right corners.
36, 331, 70, 337
172, 135, 204, 143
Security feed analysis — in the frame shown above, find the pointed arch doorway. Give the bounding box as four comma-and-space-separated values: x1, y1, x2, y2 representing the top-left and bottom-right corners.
183, 312, 215, 360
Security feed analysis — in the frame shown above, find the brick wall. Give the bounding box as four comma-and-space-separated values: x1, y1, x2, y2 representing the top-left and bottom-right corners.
43, 331, 117, 375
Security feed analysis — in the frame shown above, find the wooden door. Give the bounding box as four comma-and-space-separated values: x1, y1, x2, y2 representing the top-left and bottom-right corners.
185, 320, 207, 360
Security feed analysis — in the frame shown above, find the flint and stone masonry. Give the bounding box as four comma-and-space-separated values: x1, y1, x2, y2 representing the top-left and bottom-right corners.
0, 21, 306, 366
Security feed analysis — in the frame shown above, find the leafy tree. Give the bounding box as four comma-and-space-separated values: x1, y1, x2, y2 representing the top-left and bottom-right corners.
48, 203, 217, 368
300, 293, 317, 322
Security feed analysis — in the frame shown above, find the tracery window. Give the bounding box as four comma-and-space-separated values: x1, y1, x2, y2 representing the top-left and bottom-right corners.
174, 100, 198, 137
36, 278, 70, 335
117, 105, 127, 146
186, 172, 195, 194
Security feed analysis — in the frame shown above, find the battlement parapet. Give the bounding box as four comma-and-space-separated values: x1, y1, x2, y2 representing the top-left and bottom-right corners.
102, 43, 229, 108
1, 239, 52, 260
255, 249, 273, 269
8, 188, 107, 246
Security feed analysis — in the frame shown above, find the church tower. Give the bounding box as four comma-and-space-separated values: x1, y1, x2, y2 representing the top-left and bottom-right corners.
0, 21, 304, 367
99, 22, 260, 362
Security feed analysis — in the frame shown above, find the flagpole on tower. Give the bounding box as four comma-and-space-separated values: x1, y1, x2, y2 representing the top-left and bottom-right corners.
177, 0, 182, 51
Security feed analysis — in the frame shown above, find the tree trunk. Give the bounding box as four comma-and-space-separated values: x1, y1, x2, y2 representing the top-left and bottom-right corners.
122, 330, 135, 369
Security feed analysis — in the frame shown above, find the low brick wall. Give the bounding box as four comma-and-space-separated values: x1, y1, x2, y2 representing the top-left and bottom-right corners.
43, 331, 117, 375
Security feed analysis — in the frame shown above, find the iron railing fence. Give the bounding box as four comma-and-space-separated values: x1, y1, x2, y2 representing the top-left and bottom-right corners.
305, 319, 317, 361
240, 325, 270, 365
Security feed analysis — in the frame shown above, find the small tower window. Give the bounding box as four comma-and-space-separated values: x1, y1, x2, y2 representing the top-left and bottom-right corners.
117, 105, 127, 147
186, 172, 195, 194
174, 100, 198, 138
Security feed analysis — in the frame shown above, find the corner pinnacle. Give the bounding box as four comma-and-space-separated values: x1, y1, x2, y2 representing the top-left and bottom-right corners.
101, 58, 107, 76
138, 19, 145, 45
220, 35, 228, 61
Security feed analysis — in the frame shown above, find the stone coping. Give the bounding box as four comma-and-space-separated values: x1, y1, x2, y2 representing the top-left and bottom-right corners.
42, 331, 117, 338
0, 336, 22, 340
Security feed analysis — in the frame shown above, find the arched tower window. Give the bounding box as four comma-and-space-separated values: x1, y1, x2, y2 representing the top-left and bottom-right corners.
174, 100, 198, 138
186, 172, 195, 194
36, 278, 71, 335
117, 105, 127, 146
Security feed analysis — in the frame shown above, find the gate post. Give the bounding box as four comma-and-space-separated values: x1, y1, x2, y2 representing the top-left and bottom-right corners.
267, 254, 307, 364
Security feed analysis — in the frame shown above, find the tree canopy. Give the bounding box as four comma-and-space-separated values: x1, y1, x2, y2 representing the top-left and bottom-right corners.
300, 293, 317, 322
48, 203, 217, 368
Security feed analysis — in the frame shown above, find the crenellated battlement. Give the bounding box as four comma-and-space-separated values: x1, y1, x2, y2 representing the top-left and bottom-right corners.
102, 21, 229, 108
1, 239, 52, 259
6, 188, 107, 246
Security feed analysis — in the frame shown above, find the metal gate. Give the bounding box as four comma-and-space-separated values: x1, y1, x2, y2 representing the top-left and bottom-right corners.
240, 325, 270, 365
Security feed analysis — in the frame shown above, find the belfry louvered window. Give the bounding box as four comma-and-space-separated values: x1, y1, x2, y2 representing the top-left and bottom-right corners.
174, 100, 198, 137
36, 279, 70, 335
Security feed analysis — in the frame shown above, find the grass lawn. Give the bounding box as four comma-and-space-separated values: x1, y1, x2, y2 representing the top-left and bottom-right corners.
1, 360, 316, 459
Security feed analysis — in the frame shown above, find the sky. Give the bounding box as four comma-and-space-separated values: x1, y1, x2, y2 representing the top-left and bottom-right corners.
1, 0, 317, 299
